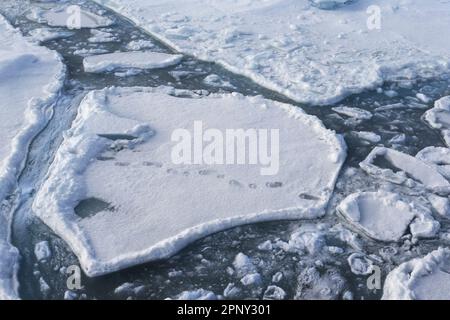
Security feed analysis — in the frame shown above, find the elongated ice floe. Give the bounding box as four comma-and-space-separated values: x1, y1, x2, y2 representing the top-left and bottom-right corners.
33, 86, 346, 276
0, 15, 65, 300
83, 51, 183, 73
360, 147, 450, 194
93, 0, 450, 105
28, 5, 113, 29
383, 248, 450, 300
423, 96, 450, 147
337, 191, 439, 242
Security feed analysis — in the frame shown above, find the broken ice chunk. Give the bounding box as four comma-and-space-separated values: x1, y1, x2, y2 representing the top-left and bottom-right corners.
332, 106, 372, 120
383, 248, 450, 300
34, 241, 52, 261
416, 147, 450, 180
360, 147, 450, 194
347, 253, 373, 275
337, 191, 438, 241
423, 96, 450, 147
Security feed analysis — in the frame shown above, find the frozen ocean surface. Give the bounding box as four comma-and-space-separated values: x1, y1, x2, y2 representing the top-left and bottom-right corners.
0, 0, 450, 300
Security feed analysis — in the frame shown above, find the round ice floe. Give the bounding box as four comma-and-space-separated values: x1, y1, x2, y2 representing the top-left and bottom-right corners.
347, 253, 373, 275
424, 96, 450, 147
383, 248, 450, 300
33, 86, 346, 276
337, 191, 439, 242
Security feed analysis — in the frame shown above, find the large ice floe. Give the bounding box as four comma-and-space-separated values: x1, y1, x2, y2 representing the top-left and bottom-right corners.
360, 147, 450, 194
83, 51, 183, 73
423, 96, 450, 147
93, 0, 450, 105
0, 15, 65, 299
383, 248, 450, 300
337, 191, 439, 242
33, 86, 346, 276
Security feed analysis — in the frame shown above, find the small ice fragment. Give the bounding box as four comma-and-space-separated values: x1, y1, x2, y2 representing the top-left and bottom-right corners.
240, 273, 262, 286
263, 285, 286, 300
34, 241, 51, 261
347, 253, 373, 275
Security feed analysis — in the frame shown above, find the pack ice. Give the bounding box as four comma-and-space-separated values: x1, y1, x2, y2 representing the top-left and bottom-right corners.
383, 248, 450, 300
93, 0, 450, 105
423, 96, 450, 147
33, 86, 346, 276
0, 15, 65, 299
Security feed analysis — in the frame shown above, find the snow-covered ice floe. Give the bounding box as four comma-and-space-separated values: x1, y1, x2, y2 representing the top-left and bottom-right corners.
33, 86, 346, 276
83, 51, 183, 73
360, 147, 450, 194
93, 0, 450, 105
0, 15, 65, 300
423, 96, 450, 147
383, 248, 450, 300
27, 5, 113, 29
337, 191, 439, 242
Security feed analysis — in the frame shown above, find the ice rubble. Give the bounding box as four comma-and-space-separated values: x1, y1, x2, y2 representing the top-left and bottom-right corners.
360, 147, 450, 194
423, 96, 450, 147
93, 0, 450, 105
83, 51, 183, 73
337, 191, 439, 242
33, 86, 346, 276
383, 248, 450, 300
0, 15, 65, 300
28, 5, 113, 29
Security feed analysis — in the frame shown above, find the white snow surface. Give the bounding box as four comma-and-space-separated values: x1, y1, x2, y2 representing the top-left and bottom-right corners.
33, 86, 346, 276
83, 51, 183, 73
0, 15, 65, 300
93, 0, 450, 105
383, 248, 450, 300
337, 191, 438, 242
360, 147, 450, 194
423, 96, 450, 147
